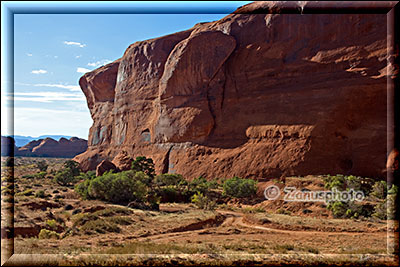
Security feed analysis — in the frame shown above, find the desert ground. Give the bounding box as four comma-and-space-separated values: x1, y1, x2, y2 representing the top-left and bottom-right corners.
1, 157, 398, 266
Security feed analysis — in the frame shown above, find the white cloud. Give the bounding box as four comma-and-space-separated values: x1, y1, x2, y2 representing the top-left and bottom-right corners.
64, 41, 86, 48
31, 69, 47, 74
35, 83, 81, 91
88, 59, 112, 67
27, 53, 33, 57
7, 92, 86, 103
77, 67, 91, 74
75, 55, 82, 59
15, 82, 81, 92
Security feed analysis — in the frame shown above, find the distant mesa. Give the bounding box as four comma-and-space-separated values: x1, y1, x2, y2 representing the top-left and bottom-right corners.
1, 135, 87, 158
11, 135, 74, 147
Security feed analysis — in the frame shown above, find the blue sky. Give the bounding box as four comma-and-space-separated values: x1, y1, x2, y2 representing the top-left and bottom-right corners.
2, 1, 250, 139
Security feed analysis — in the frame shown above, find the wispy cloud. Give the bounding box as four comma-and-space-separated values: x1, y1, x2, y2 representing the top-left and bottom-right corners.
27, 53, 33, 57
64, 41, 86, 48
31, 69, 47, 74
75, 55, 82, 59
35, 83, 80, 91
15, 82, 81, 92
77, 67, 91, 74
88, 59, 112, 67
7, 92, 85, 103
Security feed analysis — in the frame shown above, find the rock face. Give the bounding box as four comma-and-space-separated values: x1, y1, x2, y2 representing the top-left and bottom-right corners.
15, 137, 87, 158
75, 1, 393, 179
96, 159, 118, 176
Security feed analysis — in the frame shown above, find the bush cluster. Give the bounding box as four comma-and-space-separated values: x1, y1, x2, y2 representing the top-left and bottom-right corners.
191, 192, 216, 210
372, 184, 398, 220
22, 171, 47, 179
54, 160, 81, 186
75, 156, 262, 210
222, 176, 257, 198
35, 160, 48, 172
323, 175, 398, 220
38, 229, 59, 239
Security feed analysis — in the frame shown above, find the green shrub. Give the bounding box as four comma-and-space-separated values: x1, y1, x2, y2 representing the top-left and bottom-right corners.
327, 201, 372, 219
323, 175, 346, 190
154, 174, 184, 186
187, 177, 220, 196
75, 179, 92, 200
372, 200, 387, 220
191, 192, 216, 210
131, 156, 155, 178
35, 190, 46, 198
76, 170, 96, 181
63, 160, 81, 176
34, 171, 47, 179
46, 219, 57, 230
16, 189, 34, 196
54, 161, 81, 186
75, 170, 157, 208
80, 219, 121, 234
22, 172, 46, 179
88, 170, 149, 204
326, 201, 347, 218
35, 160, 48, 172
223, 176, 257, 198
38, 229, 59, 239
323, 175, 374, 194
276, 208, 291, 215
371, 180, 387, 199
387, 190, 397, 220
373, 184, 398, 220
54, 168, 76, 186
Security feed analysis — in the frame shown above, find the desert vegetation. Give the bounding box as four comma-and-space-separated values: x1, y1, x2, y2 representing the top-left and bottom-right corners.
1, 156, 398, 266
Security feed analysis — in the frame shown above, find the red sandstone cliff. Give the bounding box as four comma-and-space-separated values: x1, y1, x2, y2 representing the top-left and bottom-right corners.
74, 1, 396, 179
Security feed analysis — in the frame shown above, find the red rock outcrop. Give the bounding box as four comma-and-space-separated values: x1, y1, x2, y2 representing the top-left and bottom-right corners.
112, 151, 134, 171
75, 1, 396, 180
96, 159, 118, 176
16, 137, 87, 158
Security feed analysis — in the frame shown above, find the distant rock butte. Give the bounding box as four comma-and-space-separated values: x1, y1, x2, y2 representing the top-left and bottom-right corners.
74, 1, 394, 179
12, 137, 88, 158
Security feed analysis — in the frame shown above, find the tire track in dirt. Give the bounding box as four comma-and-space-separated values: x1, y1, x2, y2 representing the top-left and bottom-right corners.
135, 210, 380, 243
218, 210, 381, 236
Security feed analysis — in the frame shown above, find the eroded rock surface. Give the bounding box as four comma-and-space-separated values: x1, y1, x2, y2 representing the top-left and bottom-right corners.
75, 1, 391, 179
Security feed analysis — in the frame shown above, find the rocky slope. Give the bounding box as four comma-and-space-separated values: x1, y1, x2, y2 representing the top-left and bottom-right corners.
2, 136, 88, 158
75, 1, 393, 179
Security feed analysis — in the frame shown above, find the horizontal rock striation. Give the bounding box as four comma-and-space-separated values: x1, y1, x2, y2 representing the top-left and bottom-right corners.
75, 1, 392, 179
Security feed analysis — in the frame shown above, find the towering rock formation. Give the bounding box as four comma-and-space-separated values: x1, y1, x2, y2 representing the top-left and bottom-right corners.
75, 1, 395, 179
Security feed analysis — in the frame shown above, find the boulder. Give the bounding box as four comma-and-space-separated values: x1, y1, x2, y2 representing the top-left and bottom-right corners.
96, 159, 118, 176
112, 151, 133, 171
